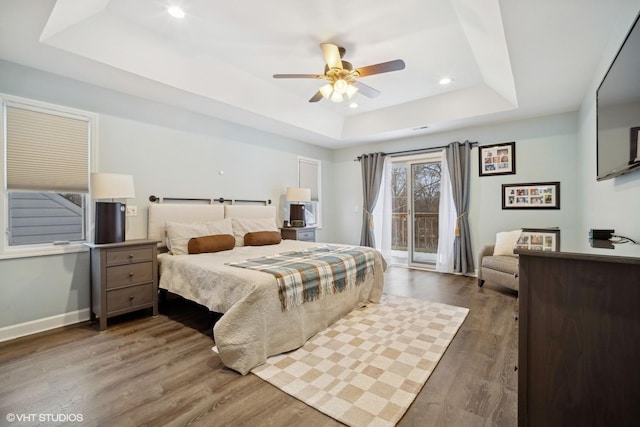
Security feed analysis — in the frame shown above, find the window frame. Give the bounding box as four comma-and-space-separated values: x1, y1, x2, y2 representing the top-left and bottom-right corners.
0, 93, 97, 259
297, 156, 322, 229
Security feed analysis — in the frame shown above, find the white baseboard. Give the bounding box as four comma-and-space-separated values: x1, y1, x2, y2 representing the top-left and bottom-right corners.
0, 308, 91, 343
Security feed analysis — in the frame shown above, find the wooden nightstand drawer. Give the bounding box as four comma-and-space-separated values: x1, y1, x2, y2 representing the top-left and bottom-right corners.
107, 283, 154, 313
297, 230, 315, 241
281, 227, 316, 242
106, 247, 153, 265
106, 262, 153, 288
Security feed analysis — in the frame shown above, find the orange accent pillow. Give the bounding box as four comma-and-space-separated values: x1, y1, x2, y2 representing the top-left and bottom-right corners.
187, 234, 235, 254
244, 231, 282, 246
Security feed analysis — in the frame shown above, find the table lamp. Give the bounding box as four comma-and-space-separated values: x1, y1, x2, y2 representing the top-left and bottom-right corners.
91, 173, 135, 244
286, 187, 311, 227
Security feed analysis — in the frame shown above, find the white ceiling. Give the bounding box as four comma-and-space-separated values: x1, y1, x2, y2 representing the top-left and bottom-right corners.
0, 0, 630, 149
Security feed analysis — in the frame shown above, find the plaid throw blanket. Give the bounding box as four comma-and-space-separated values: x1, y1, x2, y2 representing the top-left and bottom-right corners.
228, 246, 376, 311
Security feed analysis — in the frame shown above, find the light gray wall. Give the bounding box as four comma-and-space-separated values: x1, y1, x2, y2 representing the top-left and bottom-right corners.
97, 114, 334, 241
578, 102, 640, 238
577, 3, 640, 240
0, 60, 332, 329
331, 112, 581, 265
0, 252, 89, 325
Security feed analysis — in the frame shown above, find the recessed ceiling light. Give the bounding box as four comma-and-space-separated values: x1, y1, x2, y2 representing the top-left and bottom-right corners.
168, 6, 185, 19
349, 102, 358, 109
439, 77, 452, 85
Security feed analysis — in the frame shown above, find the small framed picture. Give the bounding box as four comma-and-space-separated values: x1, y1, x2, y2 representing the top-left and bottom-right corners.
478, 142, 516, 176
515, 228, 560, 252
502, 182, 560, 209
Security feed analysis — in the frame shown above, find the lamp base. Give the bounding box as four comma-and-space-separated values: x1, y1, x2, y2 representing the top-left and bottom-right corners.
289, 204, 306, 228
95, 201, 126, 244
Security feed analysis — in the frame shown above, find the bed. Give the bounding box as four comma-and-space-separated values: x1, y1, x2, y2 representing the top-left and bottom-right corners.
148, 203, 385, 375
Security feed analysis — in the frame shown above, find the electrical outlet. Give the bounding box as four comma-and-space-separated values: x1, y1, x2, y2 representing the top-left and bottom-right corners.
126, 205, 138, 217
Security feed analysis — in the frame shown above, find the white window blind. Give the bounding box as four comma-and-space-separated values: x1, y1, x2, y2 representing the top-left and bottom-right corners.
6, 104, 89, 193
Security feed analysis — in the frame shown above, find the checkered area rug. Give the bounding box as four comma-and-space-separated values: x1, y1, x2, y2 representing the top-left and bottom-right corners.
251, 294, 469, 426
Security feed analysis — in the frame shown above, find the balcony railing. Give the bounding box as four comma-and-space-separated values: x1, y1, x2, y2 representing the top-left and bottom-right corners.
392, 212, 439, 253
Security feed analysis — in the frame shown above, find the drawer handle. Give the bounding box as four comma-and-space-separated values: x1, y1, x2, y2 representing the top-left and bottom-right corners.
129, 272, 134, 277
129, 254, 134, 258
129, 295, 134, 301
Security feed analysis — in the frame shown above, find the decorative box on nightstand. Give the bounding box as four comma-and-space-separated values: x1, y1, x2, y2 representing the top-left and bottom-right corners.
85, 239, 159, 330
281, 227, 316, 242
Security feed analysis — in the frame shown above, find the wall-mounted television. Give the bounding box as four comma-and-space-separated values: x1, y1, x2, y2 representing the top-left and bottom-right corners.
596, 11, 640, 181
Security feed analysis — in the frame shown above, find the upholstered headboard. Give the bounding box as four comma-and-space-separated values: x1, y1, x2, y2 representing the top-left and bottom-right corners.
148, 204, 277, 248
148, 204, 225, 247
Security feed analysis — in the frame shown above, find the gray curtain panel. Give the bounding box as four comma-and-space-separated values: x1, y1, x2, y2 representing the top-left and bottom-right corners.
446, 141, 474, 274
359, 152, 386, 247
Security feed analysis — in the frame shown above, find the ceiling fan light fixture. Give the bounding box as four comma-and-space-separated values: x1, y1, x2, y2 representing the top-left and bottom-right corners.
319, 83, 333, 99
346, 84, 359, 99
274, 43, 405, 104
330, 91, 344, 103
333, 78, 348, 95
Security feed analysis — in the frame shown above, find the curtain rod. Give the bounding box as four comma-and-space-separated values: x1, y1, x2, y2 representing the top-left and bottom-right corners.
149, 195, 272, 205
354, 141, 478, 161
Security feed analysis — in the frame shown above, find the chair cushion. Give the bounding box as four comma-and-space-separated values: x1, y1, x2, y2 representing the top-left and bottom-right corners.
482, 255, 519, 275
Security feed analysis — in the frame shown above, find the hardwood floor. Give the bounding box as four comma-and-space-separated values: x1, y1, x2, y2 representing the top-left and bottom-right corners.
0, 267, 518, 426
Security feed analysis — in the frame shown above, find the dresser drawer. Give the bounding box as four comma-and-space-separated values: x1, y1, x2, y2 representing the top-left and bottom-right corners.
297, 230, 315, 241
107, 283, 154, 313
106, 247, 154, 266
106, 262, 153, 288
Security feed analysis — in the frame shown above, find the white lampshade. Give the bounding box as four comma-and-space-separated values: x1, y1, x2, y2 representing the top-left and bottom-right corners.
286, 187, 311, 202
346, 84, 359, 99
319, 83, 333, 98
333, 78, 348, 95
90, 173, 135, 200
330, 91, 344, 103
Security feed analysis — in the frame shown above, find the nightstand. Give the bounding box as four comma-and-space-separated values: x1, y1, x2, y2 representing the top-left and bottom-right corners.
86, 239, 158, 330
281, 227, 316, 242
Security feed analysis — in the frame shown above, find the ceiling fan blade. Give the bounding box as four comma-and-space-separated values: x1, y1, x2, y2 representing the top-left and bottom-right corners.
320, 43, 343, 70
355, 59, 405, 77
273, 74, 325, 79
352, 81, 381, 98
309, 91, 323, 103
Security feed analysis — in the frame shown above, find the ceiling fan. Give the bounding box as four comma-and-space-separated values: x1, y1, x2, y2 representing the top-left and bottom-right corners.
273, 43, 406, 103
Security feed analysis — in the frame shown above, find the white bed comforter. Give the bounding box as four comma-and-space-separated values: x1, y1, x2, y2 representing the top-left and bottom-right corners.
158, 240, 385, 374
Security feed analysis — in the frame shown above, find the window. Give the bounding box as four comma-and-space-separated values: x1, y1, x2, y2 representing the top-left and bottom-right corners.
297, 156, 321, 228
1, 94, 96, 257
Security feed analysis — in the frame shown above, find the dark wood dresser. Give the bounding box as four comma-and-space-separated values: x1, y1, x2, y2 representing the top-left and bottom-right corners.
516, 232, 640, 426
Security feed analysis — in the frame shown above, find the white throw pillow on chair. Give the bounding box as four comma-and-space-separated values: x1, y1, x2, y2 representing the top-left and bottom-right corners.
493, 229, 522, 256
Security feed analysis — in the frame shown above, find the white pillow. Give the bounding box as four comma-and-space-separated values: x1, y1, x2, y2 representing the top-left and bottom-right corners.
231, 217, 278, 247
493, 229, 522, 257
166, 218, 233, 255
